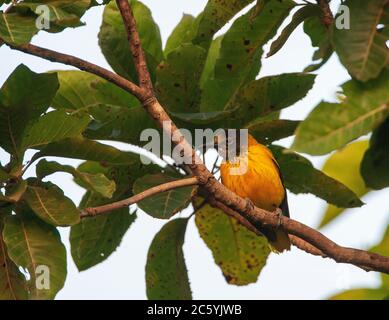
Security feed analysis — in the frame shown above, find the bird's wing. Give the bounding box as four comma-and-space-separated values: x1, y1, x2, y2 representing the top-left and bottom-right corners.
271, 159, 290, 218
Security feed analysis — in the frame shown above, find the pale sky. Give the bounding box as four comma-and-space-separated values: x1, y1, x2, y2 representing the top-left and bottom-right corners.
1, 0, 388, 299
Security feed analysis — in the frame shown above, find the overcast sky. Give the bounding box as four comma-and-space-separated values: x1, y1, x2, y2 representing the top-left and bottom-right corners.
1, 0, 388, 299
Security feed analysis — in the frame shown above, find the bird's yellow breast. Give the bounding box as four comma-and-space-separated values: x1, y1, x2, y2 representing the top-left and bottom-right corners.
220, 143, 285, 212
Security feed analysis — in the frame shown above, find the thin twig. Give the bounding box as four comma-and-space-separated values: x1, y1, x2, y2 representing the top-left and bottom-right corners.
81, 177, 199, 218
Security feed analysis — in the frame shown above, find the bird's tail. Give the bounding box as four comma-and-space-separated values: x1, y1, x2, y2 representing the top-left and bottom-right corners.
260, 227, 291, 253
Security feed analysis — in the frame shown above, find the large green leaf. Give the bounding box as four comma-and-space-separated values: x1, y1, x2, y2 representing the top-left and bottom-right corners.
303, 16, 333, 72
23, 179, 80, 226
84, 104, 157, 145
0, 12, 37, 45
0, 65, 59, 156
247, 119, 300, 144
15, 0, 90, 31
20, 110, 90, 151
52, 70, 138, 111
133, 173, 195, 219
164, 14, 195, 55
195, 202, 270, 286
146, 218, 191, 300
329, 288, 389, 300
36, 159, 116, 198
333, 0, 389, 82
0, 217, 28, 300
2, 214, 67, 299
319, 141, 370, 228
270, 145, 363, 208
293, 72, 389, 155
200, 0, 294, 112
32, 137, 139, 165
361, 118, 389, 190
192, 0, 255, 47
156, 44, 207, 113
70, 161, 157, 270
267, 3, 321, 57
98, 0, 163, 82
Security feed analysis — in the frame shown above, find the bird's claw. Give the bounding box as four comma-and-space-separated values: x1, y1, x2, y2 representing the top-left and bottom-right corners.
273, 208, 283, 229
245, 198, 255, 213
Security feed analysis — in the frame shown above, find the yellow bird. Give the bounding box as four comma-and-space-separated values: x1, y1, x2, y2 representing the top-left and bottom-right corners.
216, 133, 291, 252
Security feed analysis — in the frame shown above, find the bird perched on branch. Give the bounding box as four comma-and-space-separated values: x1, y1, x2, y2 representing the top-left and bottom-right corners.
215, 132, 291, 253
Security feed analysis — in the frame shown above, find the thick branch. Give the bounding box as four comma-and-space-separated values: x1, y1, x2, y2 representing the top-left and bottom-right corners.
81, 177, 199, 218
4, 42, 146, 101
115, 0, 153, 94
317, 0, 334, 28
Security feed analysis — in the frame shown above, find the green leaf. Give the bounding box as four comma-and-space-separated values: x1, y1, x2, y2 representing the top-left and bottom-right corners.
200, 0, 294, 112
329, 288, 389, 300
36, 159, 116, 198
270, 145, 364, 208
200, 35, 223, 87
98, 0, 163, 82
232, 73, 316, 115
292, 72, 389, 155
214, 1, 293, 82
319, 141, 370, 228
70, 161, 156, 270
247, 119, 300, 144
71, 200, 136, 271
15, 0, 90, 29
0, 12, 38, 44
333, 0, 389, 82
193, 0, 255, 47
165, 14, 195, 55
146, 218, 191, 300
156, 44, 207, 113
52, 70, 139, 111
361, 118, 389, 190
2, 214, 67, 299
20, 110, 90, 151
23, 179, 80, 226
84, 104, 157, 145
0, 167, 9, 183
267, 4, 321, 57
195, 202, 270, 286
303, 16, 333, 72
0, 65, 59, 156
133, 173, 195, 219
0, 218, 28, 300
32, 136, 139, 165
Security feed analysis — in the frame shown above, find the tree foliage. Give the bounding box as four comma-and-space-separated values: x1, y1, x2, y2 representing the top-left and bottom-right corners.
0, 0, 388, 300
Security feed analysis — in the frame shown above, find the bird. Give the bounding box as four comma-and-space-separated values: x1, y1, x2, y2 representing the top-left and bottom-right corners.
215, 132, 291, 253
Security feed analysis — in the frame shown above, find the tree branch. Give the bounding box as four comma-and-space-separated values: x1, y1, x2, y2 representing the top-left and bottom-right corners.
80, 177, 199, 218
4, 42, 146, 101
115, 0, 154, 94
317, 0, 334, 28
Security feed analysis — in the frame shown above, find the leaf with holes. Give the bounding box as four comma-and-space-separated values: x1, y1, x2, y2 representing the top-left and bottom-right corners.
319, 141, 370, 228
146, 218, 191, 299
292, 71, 389, 155
156, 44, 207, 113
333, 0, 389, 82
195, 201, 270, 286
98, 0, 163, 82
23, 179, 80, 226
2, 214, 67, 299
